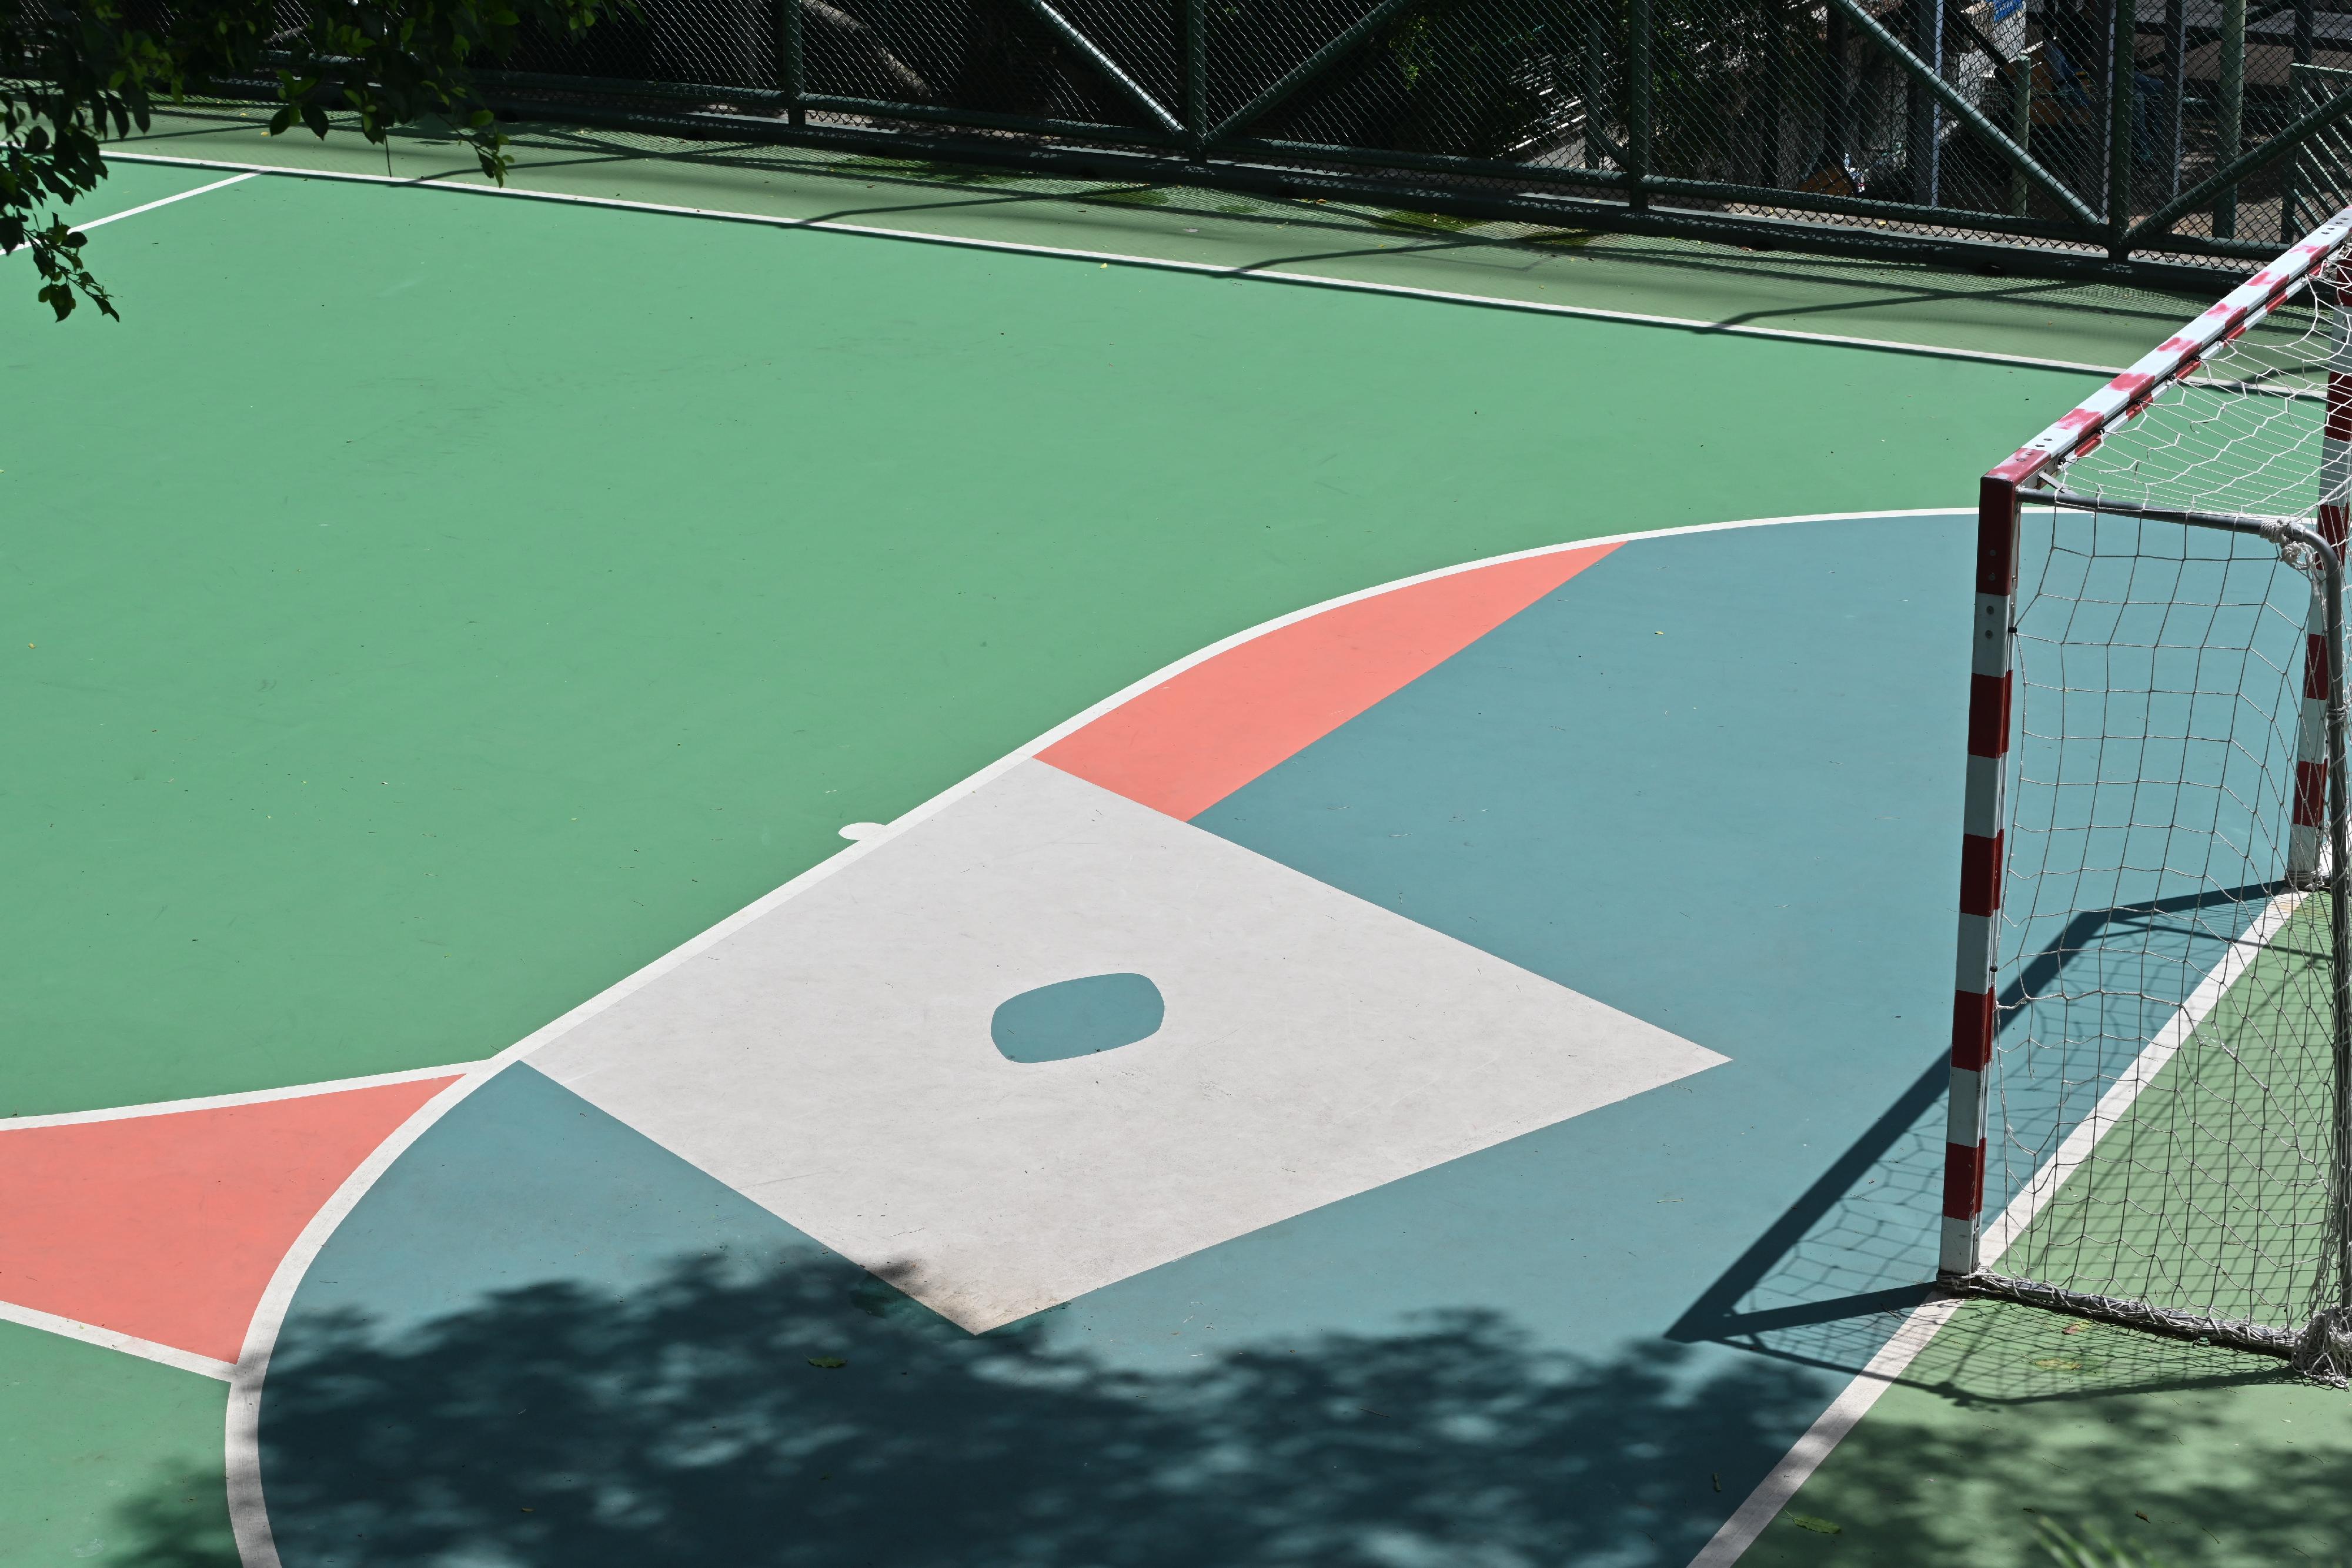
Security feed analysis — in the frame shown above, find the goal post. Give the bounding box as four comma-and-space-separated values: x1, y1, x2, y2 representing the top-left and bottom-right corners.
1943, 208, 2352, 1379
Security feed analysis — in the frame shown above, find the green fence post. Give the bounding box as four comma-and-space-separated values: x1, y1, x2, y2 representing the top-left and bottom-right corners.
1584, 11, 1611, 168
774, 0, 804, 125
2219, 0, 2245, 236
1184, 0, 1207, 158
2287, 0, 2316, 235
2011, 52, 2033, 217
2163, 0, 2185, 198
2111, 0, 2136, 256
1628, 0, 1653, 208
1910, 0, 1943, 205
1825, 0, 1850, 187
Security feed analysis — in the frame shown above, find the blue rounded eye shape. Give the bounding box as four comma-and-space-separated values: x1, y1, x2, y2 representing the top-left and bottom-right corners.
990, 973, 1167, 1064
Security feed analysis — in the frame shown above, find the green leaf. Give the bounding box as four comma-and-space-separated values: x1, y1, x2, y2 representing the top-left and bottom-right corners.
806, 1356, 847, 1370
1788, 1515, 1843, 1536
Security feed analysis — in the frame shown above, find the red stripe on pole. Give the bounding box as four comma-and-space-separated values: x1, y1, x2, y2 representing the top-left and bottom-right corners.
2323, 504, 2350, 553
1967, 672, 2012, 758
1943, 1141, 1988, 1221
2309, 633, 2331, 700
2297, 760, 2328, 828
1977, 476, 2020, 595
1951, 989, 1996, 1071
1960, 832, 2004, 917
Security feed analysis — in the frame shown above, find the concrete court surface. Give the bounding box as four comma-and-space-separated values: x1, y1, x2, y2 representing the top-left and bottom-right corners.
5, 145, 2351, 1568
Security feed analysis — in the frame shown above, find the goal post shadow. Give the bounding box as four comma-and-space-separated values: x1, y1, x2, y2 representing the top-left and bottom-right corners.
1665, 881, 2285, 1380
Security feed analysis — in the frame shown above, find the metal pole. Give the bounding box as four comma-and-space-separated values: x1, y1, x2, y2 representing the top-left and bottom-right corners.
778, 0, 804, 125
2112, 0, 2137, 254
2287, 5, 2317, 237
1183, 0, 1206, 159
1825, 0, 1851, 189
1586, 11, 1612, 169
1944, 472, 2023, 1281
2164, 0, 2186, 199
2323, 539, 2352, 1325
1912, 0, 1945, 205
2013, 52, 2034, 216
2220, 0, 2246, 237
1628, 0, 1653, 209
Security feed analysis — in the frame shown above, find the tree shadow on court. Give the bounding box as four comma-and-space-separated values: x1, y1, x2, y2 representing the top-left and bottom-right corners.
1736, 1301, 2352, 1568
101, 1251, 2352, 1568
108, 1463, 241, 1568
109, 1251, 1844, 1568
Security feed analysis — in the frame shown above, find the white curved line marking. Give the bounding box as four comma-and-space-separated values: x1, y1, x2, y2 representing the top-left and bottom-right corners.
2, 1062, 483, 1131
225, 506, 1968, 1568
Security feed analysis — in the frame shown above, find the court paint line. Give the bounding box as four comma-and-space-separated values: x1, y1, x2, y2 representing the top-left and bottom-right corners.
219, 506, 1966, 1568
1, 1061, 489, 1131
1977, 887, 2308, 1268
0, 1298, 236, 1382
93, 150, 2129, 377
5, 170, 258, 253
1688, 886, 2307, 1566
1688, 1295, 1965, 1566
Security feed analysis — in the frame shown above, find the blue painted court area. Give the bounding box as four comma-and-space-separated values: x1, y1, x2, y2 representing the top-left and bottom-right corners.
255, 512, 1979, 1567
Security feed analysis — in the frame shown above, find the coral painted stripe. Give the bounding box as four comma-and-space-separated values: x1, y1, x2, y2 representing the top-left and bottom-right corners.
1041, 544, 1616, 820
0, 1076, 455, 1363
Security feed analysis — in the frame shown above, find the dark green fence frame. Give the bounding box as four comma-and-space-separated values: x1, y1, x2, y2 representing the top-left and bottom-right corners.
439, 0, 2352, 289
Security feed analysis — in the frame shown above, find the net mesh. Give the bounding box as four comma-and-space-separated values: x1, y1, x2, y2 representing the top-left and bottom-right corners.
1979, 276, 2351, 1354
141, 0, 2352, 275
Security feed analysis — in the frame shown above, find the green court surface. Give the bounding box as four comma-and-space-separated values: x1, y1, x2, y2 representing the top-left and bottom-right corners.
113, 106, 2214, 368
5, 132, 2352, 1568
1, 1320, 235, 1566
2, 156, 2079, 1119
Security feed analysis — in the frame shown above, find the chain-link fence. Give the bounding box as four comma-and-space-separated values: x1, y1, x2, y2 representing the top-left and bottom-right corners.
258, 0, 2352, 280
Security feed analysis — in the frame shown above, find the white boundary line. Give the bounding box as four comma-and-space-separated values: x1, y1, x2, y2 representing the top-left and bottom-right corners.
1687, 1295, 1963, 1567
1979, 887, 2308, 1267
93, 147, 2130, 379
1, 1061, 483, 1132
220, 506, 1968, 1568
3, 170, 258, 256
1689, 887, 2304, 1566
0, 1299, 235, 1382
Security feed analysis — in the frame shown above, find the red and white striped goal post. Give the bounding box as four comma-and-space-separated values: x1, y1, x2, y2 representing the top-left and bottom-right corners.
1945, 203, 2352, 1281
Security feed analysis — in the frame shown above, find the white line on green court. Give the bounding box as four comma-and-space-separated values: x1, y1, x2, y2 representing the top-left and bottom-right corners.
94, 149, 2130, 378
1689, 882, 2308, 1565
0, 1061, 487, 1132
1977, 887, 2308, 1267
1690, 1296, 1966, 1566
0, 1298, 236, 1382
5, 170, 257, 253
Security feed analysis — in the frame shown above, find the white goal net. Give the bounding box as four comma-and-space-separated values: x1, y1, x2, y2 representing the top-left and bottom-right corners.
1947, 209, 2352, 1378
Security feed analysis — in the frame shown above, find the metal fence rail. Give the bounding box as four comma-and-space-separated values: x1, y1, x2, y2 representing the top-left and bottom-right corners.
261, 0, 2352, 281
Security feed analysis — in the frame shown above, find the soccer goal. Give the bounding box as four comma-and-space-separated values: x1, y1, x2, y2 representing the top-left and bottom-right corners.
1945, 212, 2352, 1380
